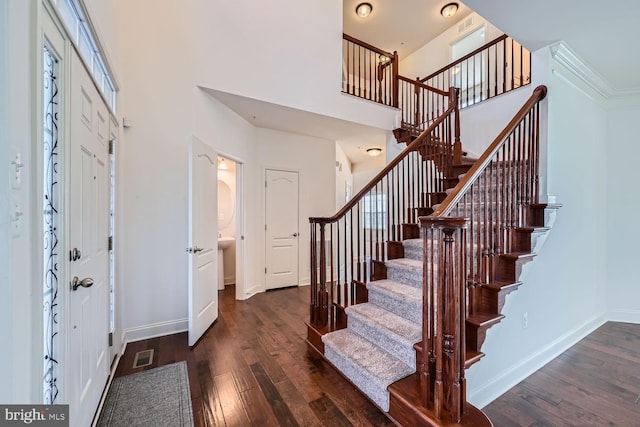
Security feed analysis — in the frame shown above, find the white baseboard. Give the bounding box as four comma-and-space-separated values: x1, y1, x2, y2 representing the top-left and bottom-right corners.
469, 315, 606, 409
606, 310, 640, 324
240, 284, 262, 300
121, 318, 188, 344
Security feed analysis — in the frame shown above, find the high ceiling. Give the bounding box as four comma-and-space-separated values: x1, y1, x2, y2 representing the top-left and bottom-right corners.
343, 0, 473, 59
462, 0, 640, 91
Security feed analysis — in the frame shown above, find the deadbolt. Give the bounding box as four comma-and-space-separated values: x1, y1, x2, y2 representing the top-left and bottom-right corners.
70, 248, 81, 261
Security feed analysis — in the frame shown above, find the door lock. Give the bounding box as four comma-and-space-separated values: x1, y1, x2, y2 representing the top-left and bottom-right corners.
71, 276, 94, 291
186, 246, 204, 253
70, 248, 82, 261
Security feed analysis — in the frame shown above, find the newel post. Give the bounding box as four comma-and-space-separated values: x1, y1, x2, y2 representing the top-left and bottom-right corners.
420, 216, 468, 423
309, 220, 329, 328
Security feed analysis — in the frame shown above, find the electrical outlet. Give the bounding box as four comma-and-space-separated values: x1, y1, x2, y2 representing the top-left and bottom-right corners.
522, 312, 529, 329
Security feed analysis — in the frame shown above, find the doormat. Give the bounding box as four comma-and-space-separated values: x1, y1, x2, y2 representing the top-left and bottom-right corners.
97, 361, 193, 426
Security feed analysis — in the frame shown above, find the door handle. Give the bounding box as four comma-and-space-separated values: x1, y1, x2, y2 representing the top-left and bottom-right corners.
186, 246, 204, 253
292, 233, 299, 237
71, 276, 94, 291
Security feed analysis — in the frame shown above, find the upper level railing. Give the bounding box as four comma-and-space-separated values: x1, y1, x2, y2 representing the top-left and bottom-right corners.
420, 34, 531, 109
342, 33, 531, 116
420, 85, 547, 422
309, 87, 458, 329
342, 34, 399, 107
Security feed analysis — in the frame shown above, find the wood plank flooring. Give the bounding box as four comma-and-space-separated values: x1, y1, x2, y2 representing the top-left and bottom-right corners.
114, 285, 393, 427
484, 321, 640, 426
114, 285, 640, 426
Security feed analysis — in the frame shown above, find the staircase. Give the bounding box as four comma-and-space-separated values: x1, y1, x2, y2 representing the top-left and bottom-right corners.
307, 85, 557, 426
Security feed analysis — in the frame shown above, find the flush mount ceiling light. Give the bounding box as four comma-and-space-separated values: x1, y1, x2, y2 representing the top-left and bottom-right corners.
366, 147, 382, 157
440, 2, 459, 18
356, 2, 373, 18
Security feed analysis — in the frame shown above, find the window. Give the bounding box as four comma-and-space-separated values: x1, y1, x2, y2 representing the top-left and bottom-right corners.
52, 0, 116, 112
43, 44, 61, 405
363, 193, 386, 230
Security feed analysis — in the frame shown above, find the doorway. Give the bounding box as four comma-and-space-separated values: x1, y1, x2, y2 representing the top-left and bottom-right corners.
215, 154, 245, 300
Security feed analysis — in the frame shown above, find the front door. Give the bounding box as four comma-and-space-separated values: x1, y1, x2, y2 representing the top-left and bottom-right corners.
187, 137, 218, 346
67, 51, 111, 426
265, 169, 299, 289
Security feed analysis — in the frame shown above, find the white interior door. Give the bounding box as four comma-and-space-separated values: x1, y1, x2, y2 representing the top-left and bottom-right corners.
265, 169, 299, 289
188, 137, 218, 346
68, 51, 111, 426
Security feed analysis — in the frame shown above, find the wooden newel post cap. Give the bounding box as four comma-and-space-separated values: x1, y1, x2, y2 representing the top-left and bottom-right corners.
420, 216, 469, 229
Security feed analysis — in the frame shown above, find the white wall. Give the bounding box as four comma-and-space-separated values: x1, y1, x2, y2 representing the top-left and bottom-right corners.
335, 143, 353, 210
606, 106, 640, 321
256, 128, 336, 286
400, 12, 503, 80
0, 0, 11, 404
1, 0, 39, 404
467, 46, 609, 407
458, 86, 530, 157
191, 0, 397, 131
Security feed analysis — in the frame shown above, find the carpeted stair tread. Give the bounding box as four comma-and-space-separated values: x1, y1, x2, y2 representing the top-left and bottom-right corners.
386, 257, 423, 288
402, 238, 423, 261
322, 329, 414, 411
367, 279, 422, 324
346, 303, 421, 367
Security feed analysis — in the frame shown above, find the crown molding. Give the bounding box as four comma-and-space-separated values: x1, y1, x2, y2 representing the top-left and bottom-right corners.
550, 42, 640, 110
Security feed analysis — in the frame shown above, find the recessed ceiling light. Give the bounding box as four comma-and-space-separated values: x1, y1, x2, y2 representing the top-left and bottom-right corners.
440, 2, 459, 18
356, 2, 373, 18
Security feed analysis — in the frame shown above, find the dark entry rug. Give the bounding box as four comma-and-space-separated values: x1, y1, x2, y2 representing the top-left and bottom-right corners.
97, 361, 193, 426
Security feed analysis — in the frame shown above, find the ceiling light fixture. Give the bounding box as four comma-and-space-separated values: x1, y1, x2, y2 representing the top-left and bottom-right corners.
355, 2, 373, 18
366, 147, 382, 157
440, 2, 459, 18
218, 158, 228, 170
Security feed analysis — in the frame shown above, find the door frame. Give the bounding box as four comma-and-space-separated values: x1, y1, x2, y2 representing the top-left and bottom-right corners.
263, 167, 300, 289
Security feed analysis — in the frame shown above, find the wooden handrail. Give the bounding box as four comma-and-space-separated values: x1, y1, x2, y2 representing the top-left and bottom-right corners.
431, 85, 547, 218
397, 75, 449, 97
310, 87, 457, 225
343, 33, 394, 58
420, 34, 508, 83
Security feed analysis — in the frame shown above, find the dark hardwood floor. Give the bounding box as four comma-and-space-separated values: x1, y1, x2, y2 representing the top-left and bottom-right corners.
484, 321, 640, 426
115, 285, 640, 426
114, 285, 393, 427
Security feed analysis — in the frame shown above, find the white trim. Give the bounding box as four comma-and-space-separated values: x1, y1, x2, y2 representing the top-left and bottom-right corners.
606, 310, 640, 324
121, 318, 188, 344
550, 42, 640, 110
469, 315, 606, 409
240, 284, 263, 300
91, 348, 124, 427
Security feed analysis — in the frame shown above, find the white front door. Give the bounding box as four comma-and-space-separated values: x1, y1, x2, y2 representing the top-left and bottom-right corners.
68, 51, 111, 426
265, 169, 299, 289
188, 137, 218, 346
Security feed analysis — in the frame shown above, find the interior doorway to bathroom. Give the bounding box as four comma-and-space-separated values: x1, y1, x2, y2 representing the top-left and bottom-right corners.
217, 156, 244, 299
